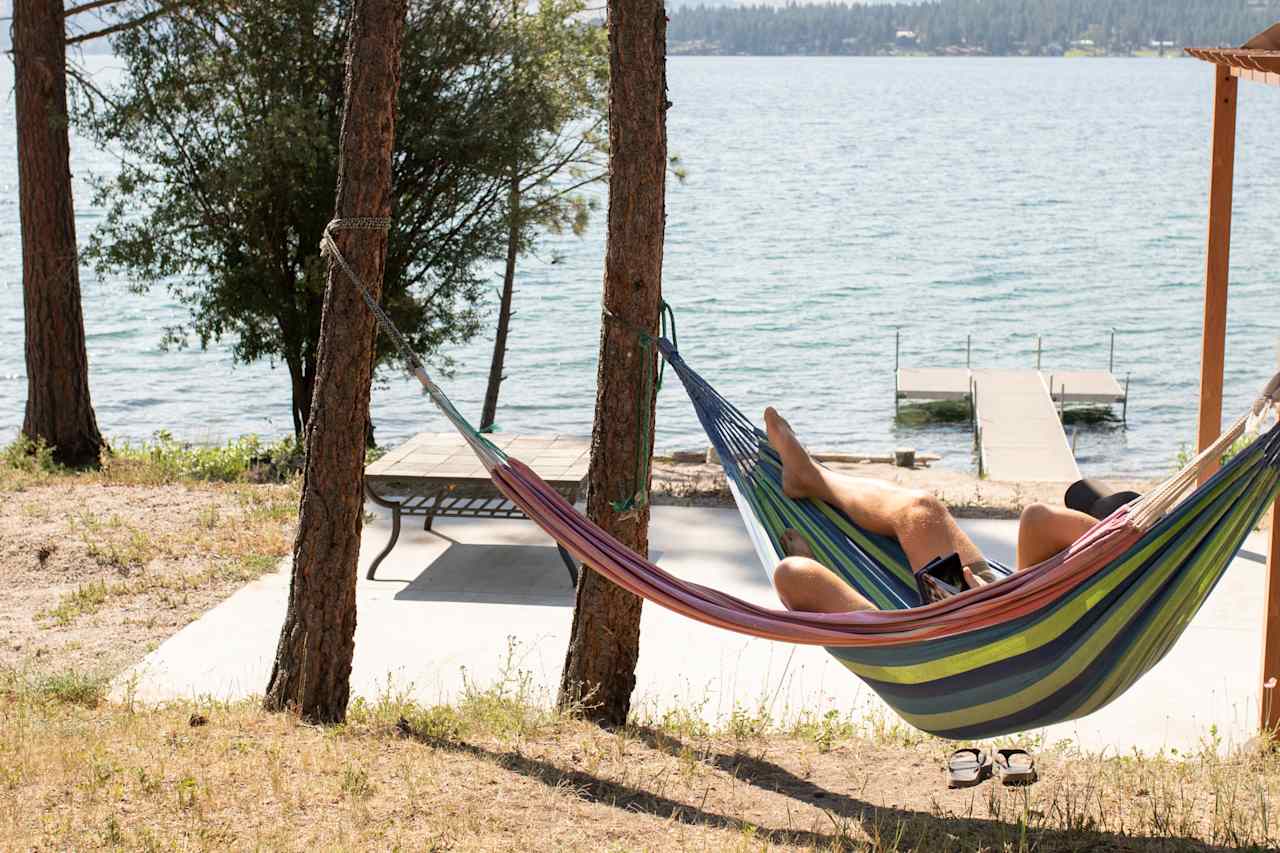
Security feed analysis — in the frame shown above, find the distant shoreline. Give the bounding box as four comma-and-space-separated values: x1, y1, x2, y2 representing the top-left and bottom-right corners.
668, 50, 1190, 59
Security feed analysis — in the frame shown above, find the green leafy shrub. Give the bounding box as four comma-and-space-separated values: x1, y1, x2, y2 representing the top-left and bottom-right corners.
1, 435, 61, 474
105, 432, 304, 483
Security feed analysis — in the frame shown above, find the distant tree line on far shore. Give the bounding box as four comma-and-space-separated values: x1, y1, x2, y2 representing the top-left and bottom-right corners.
668, 0, 1279, 57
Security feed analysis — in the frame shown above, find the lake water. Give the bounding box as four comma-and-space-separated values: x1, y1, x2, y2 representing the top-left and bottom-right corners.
3, 56, 1280, 478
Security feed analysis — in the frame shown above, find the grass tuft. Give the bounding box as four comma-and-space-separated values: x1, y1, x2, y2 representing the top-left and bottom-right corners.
41, 581, 111, 626
1, 667, 109, 707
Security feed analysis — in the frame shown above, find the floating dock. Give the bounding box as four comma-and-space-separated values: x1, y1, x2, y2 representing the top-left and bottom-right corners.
895, 335, 1129, 482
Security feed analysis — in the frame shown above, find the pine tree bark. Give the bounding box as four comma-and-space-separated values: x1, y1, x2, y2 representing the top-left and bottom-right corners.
479, 173, 522, 432
558, 0, 668, 727
15, 0, 104, 467
263, 0, 406, 724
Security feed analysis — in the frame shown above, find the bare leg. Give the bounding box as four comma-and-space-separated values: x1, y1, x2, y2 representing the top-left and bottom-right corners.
1016, 503, 1097, 569
765, 408, 984, 572
774, 530, 875, 613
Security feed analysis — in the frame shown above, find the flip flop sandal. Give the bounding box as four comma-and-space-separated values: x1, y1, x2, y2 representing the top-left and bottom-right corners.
945, 748, 991, 789
993, 748, 1038, 786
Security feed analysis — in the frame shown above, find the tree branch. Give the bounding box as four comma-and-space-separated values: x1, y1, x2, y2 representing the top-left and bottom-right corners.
64, 0, 124, 18
65, 3, 181, 45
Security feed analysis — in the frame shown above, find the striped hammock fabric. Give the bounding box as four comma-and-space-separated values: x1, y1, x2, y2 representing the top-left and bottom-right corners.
412, 336, 1280, 738
322, 218, 1280, 738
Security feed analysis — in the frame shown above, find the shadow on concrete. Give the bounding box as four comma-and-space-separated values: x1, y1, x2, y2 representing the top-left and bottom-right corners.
394, 718, 1246, 852
392, 543, 577, 606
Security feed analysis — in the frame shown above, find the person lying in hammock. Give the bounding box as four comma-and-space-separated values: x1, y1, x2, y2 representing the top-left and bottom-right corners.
764, 407, 1107, 614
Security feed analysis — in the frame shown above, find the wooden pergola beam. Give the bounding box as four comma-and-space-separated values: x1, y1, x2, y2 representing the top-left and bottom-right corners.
1186, 47, 1280, 78
1189, 25, 1280, 734
1194, 64, 1237, 486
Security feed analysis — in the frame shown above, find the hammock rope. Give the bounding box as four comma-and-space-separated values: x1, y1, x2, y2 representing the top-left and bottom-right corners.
600, 300, 680, 513
323, 218, 1280, 738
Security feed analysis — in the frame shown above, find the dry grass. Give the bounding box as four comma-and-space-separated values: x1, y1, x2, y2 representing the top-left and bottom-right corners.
1, 464, 297, 677
2, 668, 1278, 852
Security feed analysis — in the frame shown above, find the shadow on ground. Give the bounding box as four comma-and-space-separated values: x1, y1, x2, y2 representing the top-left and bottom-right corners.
391, 542, 577, 606
396, 719, 1246, 852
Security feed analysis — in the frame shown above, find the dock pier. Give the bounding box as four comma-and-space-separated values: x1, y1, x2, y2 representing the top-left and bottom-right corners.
895, 333, 1129, 482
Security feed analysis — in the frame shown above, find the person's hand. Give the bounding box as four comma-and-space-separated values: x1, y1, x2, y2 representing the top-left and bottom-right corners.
963, 567, 989, 590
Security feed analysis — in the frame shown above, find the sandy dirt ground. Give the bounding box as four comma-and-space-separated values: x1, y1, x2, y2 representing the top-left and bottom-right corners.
0, 481, 295, 678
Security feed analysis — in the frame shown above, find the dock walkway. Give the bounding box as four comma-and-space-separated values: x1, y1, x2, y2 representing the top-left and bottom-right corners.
972, 369, 1080, 482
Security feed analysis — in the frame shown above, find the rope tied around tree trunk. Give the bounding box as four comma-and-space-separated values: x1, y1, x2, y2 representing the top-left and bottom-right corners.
602, 300, 678, 514
320, 217, 421, 373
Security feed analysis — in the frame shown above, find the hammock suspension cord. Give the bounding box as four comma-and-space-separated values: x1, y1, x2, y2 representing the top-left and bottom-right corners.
600, 300, 679, 513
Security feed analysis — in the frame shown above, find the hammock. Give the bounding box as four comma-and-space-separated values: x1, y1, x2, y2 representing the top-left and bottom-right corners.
324, 219, 1280, 738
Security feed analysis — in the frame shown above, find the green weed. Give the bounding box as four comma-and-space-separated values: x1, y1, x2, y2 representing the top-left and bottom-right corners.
42, 581, 111, 626
105, 431, 303, 484
0, 667, 108, 707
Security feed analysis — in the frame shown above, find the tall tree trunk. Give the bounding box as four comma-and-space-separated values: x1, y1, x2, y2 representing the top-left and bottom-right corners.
285, 353, 309, 441
558, 0, 668, 727
479, 173, 522, 432
14, 0, 104, 468
263, 0, 406, 724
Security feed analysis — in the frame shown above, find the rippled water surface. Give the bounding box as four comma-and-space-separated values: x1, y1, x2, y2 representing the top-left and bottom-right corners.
3, 56, 1279, 477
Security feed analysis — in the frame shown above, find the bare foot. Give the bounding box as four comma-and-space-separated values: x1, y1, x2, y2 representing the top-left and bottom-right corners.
764, 407, 822, 498
780, 529, 815, 560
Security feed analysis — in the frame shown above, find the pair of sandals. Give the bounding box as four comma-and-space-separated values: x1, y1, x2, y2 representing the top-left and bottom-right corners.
946, 747, 1037, 788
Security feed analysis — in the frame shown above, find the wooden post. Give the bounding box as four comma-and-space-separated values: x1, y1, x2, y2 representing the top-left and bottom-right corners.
1265, 280, 1280, 734
1263, 503, 1280, 733
1195, 65, 1238, 484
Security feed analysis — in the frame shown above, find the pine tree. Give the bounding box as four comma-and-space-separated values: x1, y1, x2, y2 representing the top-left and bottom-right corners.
263, 0, 407, 724
14, 0, 104, 468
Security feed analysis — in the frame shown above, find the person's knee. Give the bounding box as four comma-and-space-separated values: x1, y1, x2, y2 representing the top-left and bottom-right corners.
896, 493, 949, 532
774, 557, 819, 606
775, 557, 814, 588
1019, 502, 1054, 531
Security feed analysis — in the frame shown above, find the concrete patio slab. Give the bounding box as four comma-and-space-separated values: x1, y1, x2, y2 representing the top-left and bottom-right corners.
113, 502, 1272, 756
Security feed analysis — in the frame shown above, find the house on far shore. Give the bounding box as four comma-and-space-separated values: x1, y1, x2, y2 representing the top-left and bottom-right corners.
1068, 37, 1105, 56
1150, 39, 1177, 56
895, 29, 918, 49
